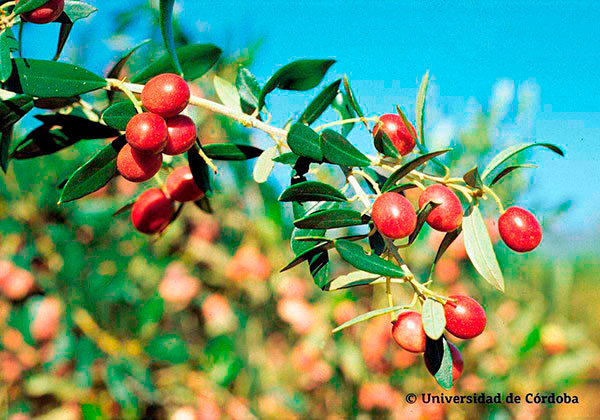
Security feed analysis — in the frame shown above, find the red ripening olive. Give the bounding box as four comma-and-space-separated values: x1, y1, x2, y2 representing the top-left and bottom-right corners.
18, 0, 64, 24
117, 144, 162, 182
444, 295, 486, 339
371, 192, 417, 239
165, 166, 205, 202
141, 73, 191, 118
498, 206, 542, 253
164, 115, 197, 155
418, 184, 463, 232
372, 113, 417, 156
131, 188, 175, 234
125, 112, 168, 155
391, 311, 427, 353
424, 341, 464, 382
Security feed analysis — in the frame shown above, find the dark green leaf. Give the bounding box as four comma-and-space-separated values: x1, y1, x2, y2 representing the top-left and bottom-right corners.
279, 180, 347, 203
422, 298, 446, 340
145, 334, 188, 364
331, 89, 356, 136
0, 127, 13, 172
0, 28, 18, 82
272, 152, 298, 165
294, 209, 369, 229
158, 0, 183, 75
309, 250, 330, 289
489, 163, 537, 186
0, 93, 33, 131
395, 105, 418, 144
113, 199, 135, 216
59, 136, 126, 202
369, 230, 386, 255
334, 239, 406, 278
14, 0, 47, 14
194, 196, 213, 214
298, 79, 341, 125
386, 183, 418, 194
332, 305, 408, 333
131, 43, 221, 84
324, 271, 383, 291
431, 228, 461, 266
81, 403, 106, 420
463, 205, 504, 292
342, 76, 365, 123
235, 66, 261, 113
321, 129, 370, 167
105, 361, 139, 410
52, 23, 73, 61
381, 149, 451, 192
259, 59, 336, 110
35, 113, 119, 139
56, 0, 97, 23
403, 201, 440, 246
12, 58, 106, 98
11, 127, 78, 159
203, 143, 263, 161
287, 123, 323, 161
463, 166, 483, 189
373, 127, 400, 158
416, 70, 429, 146
425, 336, 453, 389
187, 143, 212, 194
291, 228, 325, 255
102, 101, 137, 131
481, 142, 564, 181
280, 241, 334, 272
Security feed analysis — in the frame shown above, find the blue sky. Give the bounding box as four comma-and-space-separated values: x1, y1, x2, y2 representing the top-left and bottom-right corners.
22, 0, 599, 237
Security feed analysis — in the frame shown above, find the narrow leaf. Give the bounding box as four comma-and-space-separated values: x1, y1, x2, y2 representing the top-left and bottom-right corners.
158, 0, 183, 75
131, 43, 221, 83
490, 164, 537, 186
187, 144, 212, 193
253, 146, 277, 183
280, 241, 334, 272
14, 0, 47, 14
106, 39, 151, 102
272, 152, 298, 165
203, 143, 262, 161
463, 206, 504, 292
373, 127, 400, 158
235, 66, 261, 113
294, 209, 369, 230
213, 75, 242, 112
259, 59, 336, 110
422, 299, 446, 340
416, 70, 429, 146
331, 90, 356, 136
279, 180, 347, 202
194, 196, 213, 214
381, 149, 451, 192
59, 136, 126, 202
299, 79, 341, 125
0, 28, 18, 83
324, 270, 388, 291
463, 165, 483, 189
333, 305, 409, 333
102, 101, 137, 131
481, 143, 564, 181
402, 200, 440, 246
287, 123, 323, 161
1, 127, 13, 173
342, 76, 365, 122
53, 23, 73, 61
425, 336, 454, 389
321, 129, 370, 167
334, 239, 406, 278
0, 94, 33, 131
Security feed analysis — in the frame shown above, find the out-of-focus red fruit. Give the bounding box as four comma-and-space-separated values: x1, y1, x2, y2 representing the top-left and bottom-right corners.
460, 374, 485, 393
0, 267, 35, 300
18, 0, 64, 24
277, 297, 316, 335
498, 206, 543, 252
392, 348, 418, 369
158, 264, 200, 308
165, 166, 205, 202
2, 329, 24, 352
444, 295, 486, 339
372, 113, 416, 156
418, 184, 463, 232
541, 324, 568, 355
142, 74, 191, 118
485, 217, 500, 244
0, 351, 22, 382
358, 382, 397, 411
361, 316, 390, 373
131, 188, 174, 234
469, 330, 497, 353
8, 414, 31, 420
190, 216, 221, 243
424, 341, 464, 382
31, 297, 62, 341
276, 276, 309, 299
333, 300, 357, 326
372, 192, 417, 239
164, 115, 197, 155
226, 397, 253, 420
196, 394, 221, 420
125, 112, 168, 155
391, 311, 427, 353
115, 176, 139, 197
225, 245, 271, 282
291, 342, 320, 371
202, 293, 237, 334
434, 258, 460, 284
117, 144, 162, 182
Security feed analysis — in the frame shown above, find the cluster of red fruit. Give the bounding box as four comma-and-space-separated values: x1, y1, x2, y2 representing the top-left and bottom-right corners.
114, 73, 204, 234
16, 0, 64, 24
391, 295, 486, 381
371, 113, 543, 253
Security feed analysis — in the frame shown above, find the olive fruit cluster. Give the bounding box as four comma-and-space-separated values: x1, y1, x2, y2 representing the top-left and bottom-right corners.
391, 295, 486, 382
16, 0, 64, 24
131, 166, 204, 235
117, 73, 195, 183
